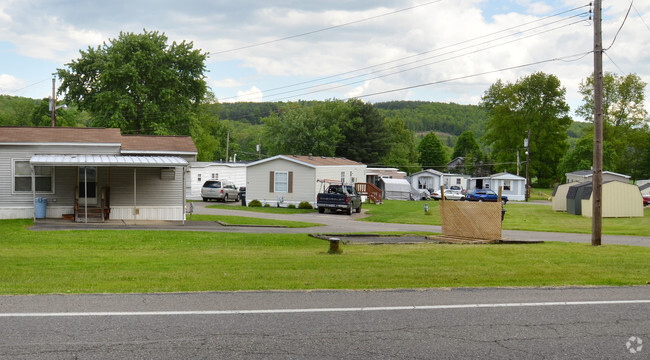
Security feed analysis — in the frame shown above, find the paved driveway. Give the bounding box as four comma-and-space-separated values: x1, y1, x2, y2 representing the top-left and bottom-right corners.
31, 201, 650, 247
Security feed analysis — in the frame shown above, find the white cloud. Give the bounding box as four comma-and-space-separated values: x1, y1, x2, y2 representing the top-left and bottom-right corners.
219, 86, 264, 103
211, 78, 242, 88
0, 74, 24, 93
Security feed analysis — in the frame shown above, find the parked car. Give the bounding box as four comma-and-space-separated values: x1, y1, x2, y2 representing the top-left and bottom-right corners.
317, 184, 362, 215
430, 187, 464, 201
201, 180, 240, 202
643, 194, 650, 207
464, 188, 508, 204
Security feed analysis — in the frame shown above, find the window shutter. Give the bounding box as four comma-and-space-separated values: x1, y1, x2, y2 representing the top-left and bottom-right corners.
288, 171, 293, 193
269, 171, 274, 192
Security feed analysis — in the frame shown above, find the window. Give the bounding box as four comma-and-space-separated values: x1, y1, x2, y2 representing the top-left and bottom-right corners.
274, 171, 289, 193
13, 160, 54, 193
456, 178, 461, 185
503, 180, 511, 191
198, 173, 202, 182
211, 173, 218, 180
341, 171, 345, 183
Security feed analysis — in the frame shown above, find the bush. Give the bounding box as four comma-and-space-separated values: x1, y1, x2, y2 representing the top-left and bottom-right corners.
248, 199, 262, 207
287, 204, 296, 209
264, 203, 271, 207
298, 201, 313, 209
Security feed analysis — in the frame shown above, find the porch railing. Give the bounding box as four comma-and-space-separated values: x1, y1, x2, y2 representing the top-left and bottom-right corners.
355, 183, 383, 204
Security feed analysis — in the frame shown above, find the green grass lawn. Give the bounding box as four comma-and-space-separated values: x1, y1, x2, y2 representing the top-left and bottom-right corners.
360, 200, 650, 236
187, 214, 322, 228
206, 203, 316, 214
1, 220, 648, 295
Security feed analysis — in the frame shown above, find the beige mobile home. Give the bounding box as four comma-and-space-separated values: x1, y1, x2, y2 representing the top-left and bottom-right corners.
245, 155, 366, 207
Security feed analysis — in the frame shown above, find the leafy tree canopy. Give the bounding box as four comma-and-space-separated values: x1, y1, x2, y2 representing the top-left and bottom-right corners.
57, 29, 208, 135
481, 72, 571, 187
418, 131, 448, 170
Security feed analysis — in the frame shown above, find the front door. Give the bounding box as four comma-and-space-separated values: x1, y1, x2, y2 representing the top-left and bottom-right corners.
78, 167, 98, 206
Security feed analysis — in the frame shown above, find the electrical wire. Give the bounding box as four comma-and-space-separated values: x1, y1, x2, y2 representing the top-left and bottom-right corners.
604, 1, 633, 50
259, 17, 589, 102
218, 4, 591, 102
211, 0, 444, 55
350, 52, 592, 100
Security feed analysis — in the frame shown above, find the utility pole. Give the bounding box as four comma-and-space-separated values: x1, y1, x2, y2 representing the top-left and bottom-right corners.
592, 0, 603, 246
225, 131, 230, 162
50, 77, 56, 127
525, 130, 531, 202
516, 150, 520, 176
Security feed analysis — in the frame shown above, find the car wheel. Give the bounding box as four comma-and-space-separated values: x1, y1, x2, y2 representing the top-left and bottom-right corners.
478, 199, 484, 202
202, 197, 207, 202
346, 207, 352, 215
236, 194, 241, 202
224, 194, 228, 202
356, 205, 361, 213
318, 207, 325, 214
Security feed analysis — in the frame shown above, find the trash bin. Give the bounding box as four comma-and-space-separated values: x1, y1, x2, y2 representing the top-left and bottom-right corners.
35, 197, 47, 219
240, 186, 246, 206
501, 208, 506, 222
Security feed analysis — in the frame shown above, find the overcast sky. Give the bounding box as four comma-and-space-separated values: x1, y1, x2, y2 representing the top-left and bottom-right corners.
1, 0, 648, 119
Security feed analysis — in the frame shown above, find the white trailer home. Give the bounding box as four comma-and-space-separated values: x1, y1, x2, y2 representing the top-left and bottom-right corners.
0, 127, 196, 221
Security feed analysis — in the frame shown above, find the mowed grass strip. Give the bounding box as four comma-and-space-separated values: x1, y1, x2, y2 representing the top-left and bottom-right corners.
361, 200, 650, 236
187, 214, 322, 228
1, 220, 648, 295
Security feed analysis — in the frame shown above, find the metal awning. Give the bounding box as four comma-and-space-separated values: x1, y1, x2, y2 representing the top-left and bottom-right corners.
30, 154, 188, 167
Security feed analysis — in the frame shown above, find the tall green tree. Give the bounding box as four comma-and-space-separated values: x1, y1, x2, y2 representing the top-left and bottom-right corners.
558, 132, 618, 178
57, 30, 208, 135
336, 99, 391, 164
481, 72, 571, 187
418, 131, 448, 170
262, 101, 345, 157
382, 116, 420, 173
451, 130, 484, 175
576, 72, 647, 128
576, 72, 648, 177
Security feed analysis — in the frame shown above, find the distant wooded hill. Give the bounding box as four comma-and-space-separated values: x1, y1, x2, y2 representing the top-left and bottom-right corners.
2, 96, 589, 142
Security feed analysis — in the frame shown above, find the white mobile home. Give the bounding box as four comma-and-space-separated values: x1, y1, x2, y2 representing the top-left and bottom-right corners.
468, 172, 526, 201
566, 170, 631, 184
187, 162, 246, 199
245, 155, 366, 207
0, 127, 196, 221
408, 169, 443, 191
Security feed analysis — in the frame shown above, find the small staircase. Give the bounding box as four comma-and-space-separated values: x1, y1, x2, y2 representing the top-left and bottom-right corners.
355, 183, 383, 204
74, 186, 110, 222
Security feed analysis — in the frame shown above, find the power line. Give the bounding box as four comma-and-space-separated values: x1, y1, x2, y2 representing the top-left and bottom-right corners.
212, 0, 444, 55
350, 52, 592, 100
219, 4, 590, 102
604, 0, 633, 50
259, 17, 588, 102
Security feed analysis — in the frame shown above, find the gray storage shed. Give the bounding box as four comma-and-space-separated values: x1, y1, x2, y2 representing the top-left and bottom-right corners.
566, 182, 592, 215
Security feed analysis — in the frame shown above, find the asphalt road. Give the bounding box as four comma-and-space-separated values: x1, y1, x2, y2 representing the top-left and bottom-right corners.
1, 287, 648, 359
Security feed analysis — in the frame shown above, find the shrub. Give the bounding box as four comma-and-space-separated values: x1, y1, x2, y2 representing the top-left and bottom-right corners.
264, 203, 271, 207
287, 204, 296, 209
248, 199, 262, 207
298, 201, 313, 209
